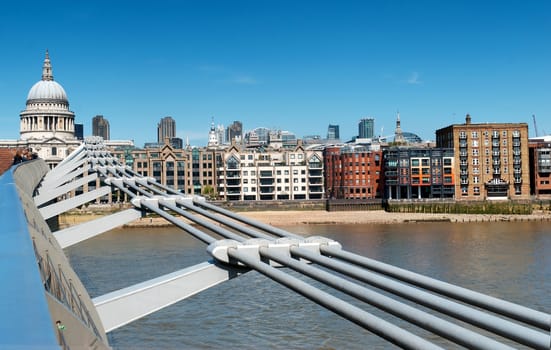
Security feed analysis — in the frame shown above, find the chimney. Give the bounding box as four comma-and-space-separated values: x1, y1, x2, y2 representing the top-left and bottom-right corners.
465, 114, 471, 125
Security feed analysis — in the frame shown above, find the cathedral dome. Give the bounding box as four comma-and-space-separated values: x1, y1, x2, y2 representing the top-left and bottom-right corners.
26, 50, 69, 104
27, 80, 68, 102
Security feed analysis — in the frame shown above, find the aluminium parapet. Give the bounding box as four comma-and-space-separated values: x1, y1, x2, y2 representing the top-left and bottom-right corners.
0, 160, 110, 349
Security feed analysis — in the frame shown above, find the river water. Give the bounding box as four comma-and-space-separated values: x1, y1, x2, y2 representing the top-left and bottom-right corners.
66, 221, 551, 349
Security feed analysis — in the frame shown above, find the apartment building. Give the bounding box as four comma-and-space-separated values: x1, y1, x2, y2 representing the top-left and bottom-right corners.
529, 136, 551, 198
383, 146, 455, 199
324, 145, 383, 199
215, 141, 324, 201
436, 114, 530, 200
112, 143, 192, 194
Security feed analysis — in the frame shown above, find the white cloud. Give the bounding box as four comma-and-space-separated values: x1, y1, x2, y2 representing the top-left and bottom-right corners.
198, 64, 258, 85
407, 71, 422, 85
232, 75, 257, 85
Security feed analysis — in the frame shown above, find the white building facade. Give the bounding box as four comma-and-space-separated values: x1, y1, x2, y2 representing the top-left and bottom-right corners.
216, 142, 324, 201
1, 51, 80, 168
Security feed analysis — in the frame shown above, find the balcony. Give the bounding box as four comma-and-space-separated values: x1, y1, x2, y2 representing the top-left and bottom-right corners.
460, 170, 468, 176
259, 187, 275, 194
308, 169, 323, 177
226, 179, 241, 187
226, 189, 242, 195
224, 172, 241, 179
259, 179, 274, 186
514, 178, 522, 184
493, 169, 501, 175
460, 179, 469, 185
309, 186, 324, 193
538, 166, 551, 173
259, 170, 274, 178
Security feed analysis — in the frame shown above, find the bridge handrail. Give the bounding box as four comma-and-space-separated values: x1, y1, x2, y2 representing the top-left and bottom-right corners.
0, 162, 58, 349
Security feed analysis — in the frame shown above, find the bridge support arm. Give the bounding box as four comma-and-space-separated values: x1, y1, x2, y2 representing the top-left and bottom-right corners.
39, 187, 111, 220
35, 173, 98, 207
92, 261, 246, 333
54, 209, 143, 248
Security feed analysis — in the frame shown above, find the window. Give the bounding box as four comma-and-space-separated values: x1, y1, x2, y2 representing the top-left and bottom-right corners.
471, 131, 478, 138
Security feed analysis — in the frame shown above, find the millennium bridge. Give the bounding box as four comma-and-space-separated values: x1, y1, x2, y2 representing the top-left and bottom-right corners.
1, 137, 550, 349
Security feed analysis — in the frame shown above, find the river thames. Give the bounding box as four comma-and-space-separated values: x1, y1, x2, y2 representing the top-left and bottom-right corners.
66, 221, 551, 349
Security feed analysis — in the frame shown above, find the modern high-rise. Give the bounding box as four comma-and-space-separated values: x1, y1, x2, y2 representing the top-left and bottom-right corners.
358, 118, 375, 139
157, 116, 176, 143
74, 123, 84, 140
226, 121, 243, 143
327, 124, 340, 141
92, 115, 110, 140
436, 114, 530, 200
383, 146, 455, 199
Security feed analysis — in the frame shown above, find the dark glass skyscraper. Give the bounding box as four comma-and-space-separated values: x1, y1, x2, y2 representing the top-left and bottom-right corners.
74, 123, 84, 140
327, 124, 340, 141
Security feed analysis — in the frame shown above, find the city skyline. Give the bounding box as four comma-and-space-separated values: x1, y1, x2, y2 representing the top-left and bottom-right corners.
0, 1, 549, 146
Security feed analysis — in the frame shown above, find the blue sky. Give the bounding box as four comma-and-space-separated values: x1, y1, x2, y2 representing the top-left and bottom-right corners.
1, 0, 550, 146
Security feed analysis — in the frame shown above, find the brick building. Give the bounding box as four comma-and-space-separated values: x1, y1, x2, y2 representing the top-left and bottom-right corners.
436, 114, 530, 200
324, 145, 383, 199
529, 136, 551, 198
